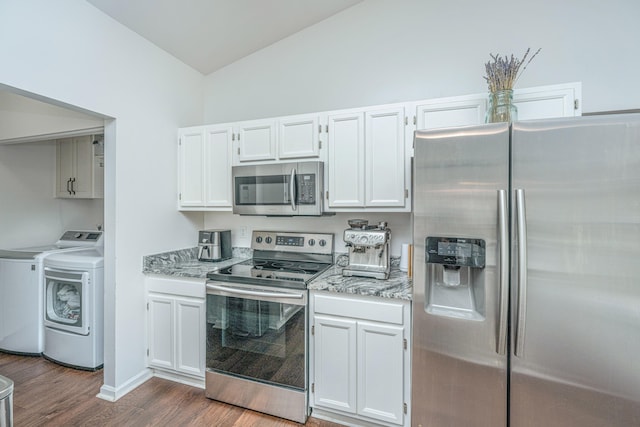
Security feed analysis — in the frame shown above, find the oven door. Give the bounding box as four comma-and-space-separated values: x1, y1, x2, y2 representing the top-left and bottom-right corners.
205, 281, 307, 390
43, 267, 89, 335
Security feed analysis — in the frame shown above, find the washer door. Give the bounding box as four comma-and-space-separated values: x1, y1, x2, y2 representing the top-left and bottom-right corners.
44, 267, 90, 335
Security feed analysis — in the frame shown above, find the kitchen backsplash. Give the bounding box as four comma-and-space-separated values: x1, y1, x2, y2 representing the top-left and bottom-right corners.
203, 211, 412, 256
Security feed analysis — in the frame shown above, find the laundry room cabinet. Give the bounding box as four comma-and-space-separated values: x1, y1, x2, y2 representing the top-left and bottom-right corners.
56, 135, 104, 199
146, 276, 206, 385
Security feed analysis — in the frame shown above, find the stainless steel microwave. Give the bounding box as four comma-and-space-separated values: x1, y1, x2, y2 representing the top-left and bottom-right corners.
232, 161, 329, 216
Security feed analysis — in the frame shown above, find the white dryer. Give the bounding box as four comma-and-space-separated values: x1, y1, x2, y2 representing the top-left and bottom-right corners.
42, 248, 104, 370
0, 231, 103, 355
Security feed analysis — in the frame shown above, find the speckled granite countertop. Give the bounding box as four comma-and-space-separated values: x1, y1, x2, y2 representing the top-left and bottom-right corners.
143, 248, 412, 300
142, 247, 251, 279
308, 263, 412, 301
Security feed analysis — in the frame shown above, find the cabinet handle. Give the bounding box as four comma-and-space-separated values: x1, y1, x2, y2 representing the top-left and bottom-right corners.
66, 178, 72, 195
71, 178, 76, 195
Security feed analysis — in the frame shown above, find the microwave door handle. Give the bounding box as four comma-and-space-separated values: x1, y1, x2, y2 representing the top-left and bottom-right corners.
290, 168, 297, 211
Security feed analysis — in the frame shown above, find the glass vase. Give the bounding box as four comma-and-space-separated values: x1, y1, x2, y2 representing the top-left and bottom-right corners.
485, 89, 518, 123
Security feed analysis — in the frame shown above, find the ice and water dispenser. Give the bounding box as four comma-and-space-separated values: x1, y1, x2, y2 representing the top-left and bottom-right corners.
425, 237, 486, 320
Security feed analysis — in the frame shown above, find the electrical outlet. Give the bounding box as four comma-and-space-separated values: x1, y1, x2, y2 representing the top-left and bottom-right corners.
239, 226, 248, 238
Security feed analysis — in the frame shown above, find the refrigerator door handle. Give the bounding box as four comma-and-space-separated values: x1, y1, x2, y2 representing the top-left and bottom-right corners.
515, 188, 528, 357
497, 189, 509, 355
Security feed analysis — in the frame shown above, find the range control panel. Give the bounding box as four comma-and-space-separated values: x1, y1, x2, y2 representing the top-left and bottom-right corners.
59, 230, 103, 242
426, 236, 485, 268
252, 231, 334, 255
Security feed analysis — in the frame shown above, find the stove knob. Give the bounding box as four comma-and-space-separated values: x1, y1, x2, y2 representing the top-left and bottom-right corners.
265, 236, 273, 244
308, 239, 315, 246
255, 236, 263, 244
319, 239, 326, 247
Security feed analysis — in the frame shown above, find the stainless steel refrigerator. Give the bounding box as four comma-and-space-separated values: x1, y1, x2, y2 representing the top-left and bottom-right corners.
411, 114, 640, 427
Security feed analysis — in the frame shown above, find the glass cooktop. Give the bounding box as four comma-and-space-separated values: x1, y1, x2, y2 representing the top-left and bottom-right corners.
207, 258, 332, 290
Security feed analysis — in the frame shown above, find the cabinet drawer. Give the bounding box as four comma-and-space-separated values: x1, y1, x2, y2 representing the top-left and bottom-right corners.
146, 276, 205, 299
314, 293, 405, 325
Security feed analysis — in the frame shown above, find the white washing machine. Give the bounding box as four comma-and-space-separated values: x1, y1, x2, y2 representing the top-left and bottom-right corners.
0, 231, 103, 355
42, 248, 104, 370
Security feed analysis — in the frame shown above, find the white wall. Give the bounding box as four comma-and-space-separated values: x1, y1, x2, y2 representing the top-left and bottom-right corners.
0, 0, 204, 398
204, 0, 640, 123
0, 141, 103, 248
201, 0, 640, 253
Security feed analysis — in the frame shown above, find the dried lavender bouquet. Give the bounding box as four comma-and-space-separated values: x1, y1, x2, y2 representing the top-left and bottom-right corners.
484, 48, 541, 92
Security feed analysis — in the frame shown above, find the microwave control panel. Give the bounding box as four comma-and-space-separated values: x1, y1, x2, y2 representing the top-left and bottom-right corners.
297, 174, 316, 204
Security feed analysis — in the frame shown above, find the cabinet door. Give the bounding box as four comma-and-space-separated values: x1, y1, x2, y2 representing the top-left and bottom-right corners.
178, 127, 205, 207
326, 112, 365, 208
365, 107, 407, 207
357, 321, 405, 425
175, 298, 205, 377
313, 315, 358, 414
278, 114, 321, 159
237, 119, 276, 162
56, 138, 75, 198
72, 136, 95, 198
148, 295, 175, 370
513, 82, 581, 119
204, 125, 233, 207
415, 96, 487, 130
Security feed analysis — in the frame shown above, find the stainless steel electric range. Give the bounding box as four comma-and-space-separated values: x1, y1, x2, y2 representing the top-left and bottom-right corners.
205, 230, 334, 424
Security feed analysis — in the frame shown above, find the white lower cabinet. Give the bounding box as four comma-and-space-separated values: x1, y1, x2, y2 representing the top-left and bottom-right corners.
147, 276, 206, 383
310, 291, 411, 427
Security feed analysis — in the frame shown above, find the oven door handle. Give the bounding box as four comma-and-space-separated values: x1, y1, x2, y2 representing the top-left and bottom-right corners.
206, 283, 304, 299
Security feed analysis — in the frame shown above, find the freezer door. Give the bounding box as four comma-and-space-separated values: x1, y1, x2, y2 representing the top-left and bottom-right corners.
412, 123, 509, 427
511, 115, 640, 426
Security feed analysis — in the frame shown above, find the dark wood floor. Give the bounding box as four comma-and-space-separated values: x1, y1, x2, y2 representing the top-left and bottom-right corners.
0, 352, 342, 427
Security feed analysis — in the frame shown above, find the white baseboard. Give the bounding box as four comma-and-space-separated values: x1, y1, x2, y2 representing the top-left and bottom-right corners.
311, 407, 391, 427
152, 369, 205, 389
96, 368, 153, 402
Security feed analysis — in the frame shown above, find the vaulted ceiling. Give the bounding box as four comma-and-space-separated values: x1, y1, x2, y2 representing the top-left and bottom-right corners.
85, 0, 363, 75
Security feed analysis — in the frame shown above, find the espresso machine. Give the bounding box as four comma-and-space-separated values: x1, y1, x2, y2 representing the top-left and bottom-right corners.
342, 219, 391, 279
198, 229, 232, 262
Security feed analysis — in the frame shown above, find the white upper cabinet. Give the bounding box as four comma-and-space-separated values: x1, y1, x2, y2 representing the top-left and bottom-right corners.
204, 126, 233, 207
178, 125, 233, 211
413, 82, 581, 131
326, 105, 410, 211
327, 111, 365, 208
415, 94, 487, 130
176, 82, 581, 212
178, 127, 205, 207
513, 82, 582, 119
278, 114, 321, 159
236, 119, 276, 162
233, 113, 324, 164
365, 107, 407, 208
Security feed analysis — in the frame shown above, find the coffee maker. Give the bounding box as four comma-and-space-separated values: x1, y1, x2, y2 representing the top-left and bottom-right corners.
198, 229, 232, 262
342, 219, 391, 280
